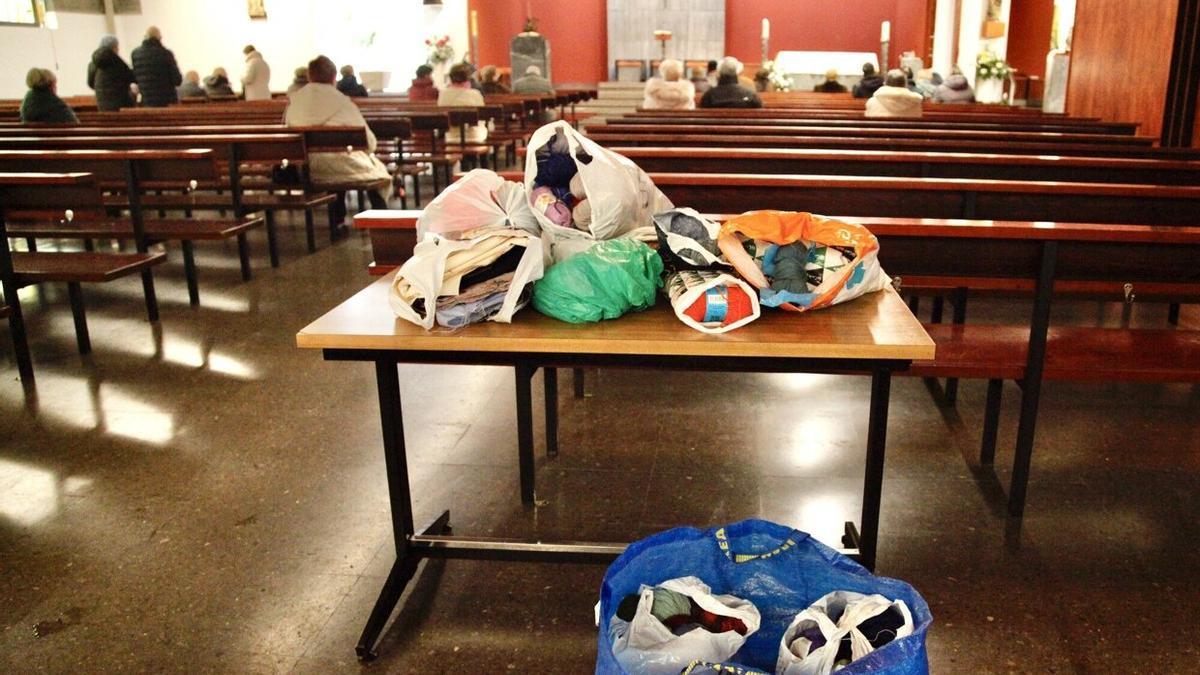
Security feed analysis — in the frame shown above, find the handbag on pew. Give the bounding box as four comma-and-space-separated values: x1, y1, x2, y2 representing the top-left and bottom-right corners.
270, 160, 302, 186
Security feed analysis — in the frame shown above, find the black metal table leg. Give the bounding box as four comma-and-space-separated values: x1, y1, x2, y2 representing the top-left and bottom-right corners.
236, 232, 252, 281
304, 208, 317, 253
357, 359, 419, 661
515, 363, 536, 504
181, 240, 200, 307
265, 211, 280, 268
942, 287, 969, 406
1008, 241, 1058, 518
859, 368, 893, 571
67, 282, 90, 355
573, 367, 585, 398
980, 379, 1004, 465
1168, 302, 1181, 325
544, 368, 559, 458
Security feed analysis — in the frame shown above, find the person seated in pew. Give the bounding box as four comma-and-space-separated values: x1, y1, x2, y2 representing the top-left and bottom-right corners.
933, 66, 975, 104
705, 59, 719, 87
699, 57, 762, 109
865, 69, 924, 118
852, 63, 885, 98
337, 64, 369, 98
813, 68, 847, 93
204, 67, 235, 97
88, 35, 135, 111
178, 70, 207, 99
479, 65, 510, 95
131, 26, 183, 107
512, 64, 555, 95
408, 64, 439, 101
690, 65, 711, 94
914, 68, 942, 99
20, 68, 79, 124
241, 45, 272, 101
643, 59, 696, 110
285, 55, 391, 227
438, 62, 490, 144
287, 66, 309, 96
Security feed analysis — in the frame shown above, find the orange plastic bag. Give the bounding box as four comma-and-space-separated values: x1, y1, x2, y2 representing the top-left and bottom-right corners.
717, 211, 890, 312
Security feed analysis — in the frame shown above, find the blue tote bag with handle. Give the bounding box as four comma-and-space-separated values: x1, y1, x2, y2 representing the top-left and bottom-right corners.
596, 519, 931, 674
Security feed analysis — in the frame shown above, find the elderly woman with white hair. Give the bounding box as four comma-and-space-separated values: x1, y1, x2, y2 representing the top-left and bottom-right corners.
699, 57, 762, 109
20, 68, 79, 124
642, 59, 695, 110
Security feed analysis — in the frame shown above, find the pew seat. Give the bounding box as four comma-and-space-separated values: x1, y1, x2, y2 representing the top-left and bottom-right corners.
11, 250, 165, 284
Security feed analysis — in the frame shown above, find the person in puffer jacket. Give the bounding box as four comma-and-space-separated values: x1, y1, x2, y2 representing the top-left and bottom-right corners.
131, 26, 182, 107
933, 67, 976, 104
642, 59, 695, 110
87, 35, 135, 111
865, 69, 924, 118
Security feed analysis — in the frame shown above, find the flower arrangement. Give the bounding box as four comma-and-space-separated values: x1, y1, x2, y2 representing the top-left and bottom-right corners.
761, 60, 793, 92
425, 35, 455, 65
976, 50, 1012, 81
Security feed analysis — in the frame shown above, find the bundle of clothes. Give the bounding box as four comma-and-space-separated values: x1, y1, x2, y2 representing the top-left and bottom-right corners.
529, 131, 593, 233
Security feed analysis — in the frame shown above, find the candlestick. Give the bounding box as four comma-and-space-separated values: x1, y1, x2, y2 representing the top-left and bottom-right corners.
762, 18, 770, 41
881, 20, 891, 43
470, 10, 478, 38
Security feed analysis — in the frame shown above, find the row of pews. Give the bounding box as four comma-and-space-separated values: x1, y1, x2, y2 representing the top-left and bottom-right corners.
0, 89, 595, 384
359, 95, 1200, 519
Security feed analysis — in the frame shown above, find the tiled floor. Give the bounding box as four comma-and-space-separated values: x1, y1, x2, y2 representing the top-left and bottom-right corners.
1, 216, 1197, 673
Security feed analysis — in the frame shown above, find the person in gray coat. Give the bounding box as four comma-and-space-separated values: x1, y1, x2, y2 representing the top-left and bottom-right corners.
131, 26, 182, 107
87, 35, 135, 111
178, 70, 207, 99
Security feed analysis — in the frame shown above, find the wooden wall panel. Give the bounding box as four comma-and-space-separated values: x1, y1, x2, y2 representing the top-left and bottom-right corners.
1067, 0, 1178, 139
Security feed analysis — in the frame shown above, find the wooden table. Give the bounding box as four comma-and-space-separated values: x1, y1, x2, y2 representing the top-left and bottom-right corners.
297, 276, 933, 660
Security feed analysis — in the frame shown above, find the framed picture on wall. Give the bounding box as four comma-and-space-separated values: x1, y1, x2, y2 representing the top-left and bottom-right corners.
248, 0, 267, 20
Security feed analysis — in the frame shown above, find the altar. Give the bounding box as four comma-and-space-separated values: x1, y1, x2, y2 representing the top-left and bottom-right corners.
773, 50, 880, 91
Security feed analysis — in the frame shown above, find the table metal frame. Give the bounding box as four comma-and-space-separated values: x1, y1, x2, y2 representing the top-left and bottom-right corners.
322, 347, 911, 661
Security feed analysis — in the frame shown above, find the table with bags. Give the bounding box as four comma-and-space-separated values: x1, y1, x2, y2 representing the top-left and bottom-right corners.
296, 276, 934, 661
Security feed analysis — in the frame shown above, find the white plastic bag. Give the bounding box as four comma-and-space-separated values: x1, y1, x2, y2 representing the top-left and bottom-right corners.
388, 230, 544, 330
416, 169, 539, 240
776, 591, 914, 675
609, 576, 761, 675
524, 121, 673, 261
666, 271, 761, 334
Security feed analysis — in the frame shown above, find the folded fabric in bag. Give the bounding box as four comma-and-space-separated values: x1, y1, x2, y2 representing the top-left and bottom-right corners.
654, 208, 726, 272
776, 591, 914, 675
389, 230, 544, 330
717, 211, 891, 313
532, 239, 663, 323
608, 576, 762, 675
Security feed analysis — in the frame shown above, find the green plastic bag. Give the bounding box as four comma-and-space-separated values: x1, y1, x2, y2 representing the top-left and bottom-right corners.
533, 239, 664, 323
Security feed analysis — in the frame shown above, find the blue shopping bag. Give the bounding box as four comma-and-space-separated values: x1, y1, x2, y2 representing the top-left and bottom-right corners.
596, 519, 931, 674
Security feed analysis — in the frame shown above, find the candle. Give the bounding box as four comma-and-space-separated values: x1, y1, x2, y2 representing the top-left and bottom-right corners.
471, 10, 478, 38
762, 18, 770, 41
881, 20, 891, 42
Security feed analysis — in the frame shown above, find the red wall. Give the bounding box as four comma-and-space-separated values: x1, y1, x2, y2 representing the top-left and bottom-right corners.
469, 0, 608, 85
726, 0, 929, 71
1007, 0, 1055, 78
469, 0, 928, 84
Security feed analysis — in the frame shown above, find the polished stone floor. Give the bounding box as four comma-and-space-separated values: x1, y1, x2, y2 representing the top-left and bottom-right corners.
1, 215, 1198, 673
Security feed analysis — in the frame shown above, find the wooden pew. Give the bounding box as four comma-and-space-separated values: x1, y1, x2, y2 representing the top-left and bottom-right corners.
1, 173, 166, 381
602, 147, 1200, 185
628, 107, 1122, 127
608, 114, 1140, 135
0, 149, 265, 306
588, 123, 1155, 146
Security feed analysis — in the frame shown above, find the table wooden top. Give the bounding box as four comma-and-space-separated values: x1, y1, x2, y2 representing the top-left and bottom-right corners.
297, 276, 935, 361
0, 171, 94, 185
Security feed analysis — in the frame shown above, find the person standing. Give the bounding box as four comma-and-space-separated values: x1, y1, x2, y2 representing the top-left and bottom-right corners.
241, 45, 272, 100
131, 26, 182, 107
21, 68, 79, 124
87, 35, 135, 111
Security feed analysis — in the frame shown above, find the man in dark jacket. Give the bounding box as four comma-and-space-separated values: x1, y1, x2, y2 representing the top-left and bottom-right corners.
699, 57, 762, 109
852, 63, 884, 99
87, 35, 135, 111
336, 65, 369, 97
21, 68, 79, 124
131, 26, 182, 107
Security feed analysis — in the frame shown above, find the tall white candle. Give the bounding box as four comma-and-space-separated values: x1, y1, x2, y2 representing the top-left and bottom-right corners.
881, 20, 891, 42
762, 18, 770, 41
471, 10, 478, 38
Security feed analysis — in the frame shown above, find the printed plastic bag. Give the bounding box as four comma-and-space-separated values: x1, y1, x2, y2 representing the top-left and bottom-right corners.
609, 576, 762, 675
776, 591, 915, 675
654, 208, 727, 272
666, 271, 761, 334
681, 662, 769, 675
532, 239, 663, 323
717, 211, 891, 312
525, 121, 673, 261
416, 168, 539, 239
596, 520, 931, 675
389, 230, 543, 329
